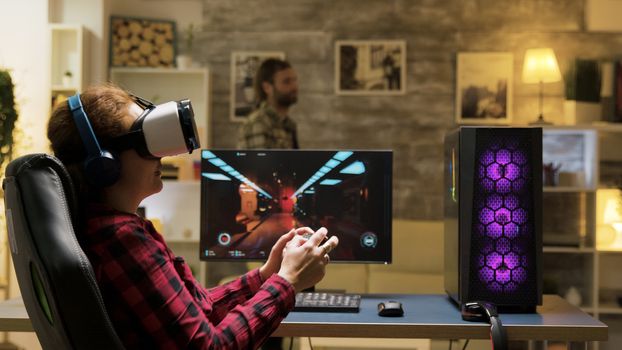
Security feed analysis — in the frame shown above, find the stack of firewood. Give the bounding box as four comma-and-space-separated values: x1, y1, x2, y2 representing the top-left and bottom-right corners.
111, 17, 175, 67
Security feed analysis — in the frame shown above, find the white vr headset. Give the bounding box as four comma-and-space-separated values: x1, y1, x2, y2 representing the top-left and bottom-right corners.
108, 94, 201, 158
68, 93, 200, 187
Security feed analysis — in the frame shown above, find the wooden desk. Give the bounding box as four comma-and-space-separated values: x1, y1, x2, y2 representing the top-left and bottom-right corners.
0, 294, 607, 346
274, 294, 607, 343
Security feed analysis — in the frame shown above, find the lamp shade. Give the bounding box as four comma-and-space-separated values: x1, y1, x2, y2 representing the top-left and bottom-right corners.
522, 48, 562, 84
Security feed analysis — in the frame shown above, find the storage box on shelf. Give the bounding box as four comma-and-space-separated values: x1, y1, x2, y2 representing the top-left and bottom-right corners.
50, 23, 86, 108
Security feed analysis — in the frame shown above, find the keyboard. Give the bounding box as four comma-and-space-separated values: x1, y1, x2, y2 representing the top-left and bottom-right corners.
293, 292, 361, 313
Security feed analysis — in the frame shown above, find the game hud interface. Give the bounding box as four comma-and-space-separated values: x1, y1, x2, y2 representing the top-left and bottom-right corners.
200, 150, 392, 263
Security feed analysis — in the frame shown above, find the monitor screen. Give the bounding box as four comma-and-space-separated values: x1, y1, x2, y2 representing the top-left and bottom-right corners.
199, 149, 392, 263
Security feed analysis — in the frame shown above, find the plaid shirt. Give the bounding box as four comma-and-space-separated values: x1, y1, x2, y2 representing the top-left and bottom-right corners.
237, 102, 298, 149
81, 203, 295, 349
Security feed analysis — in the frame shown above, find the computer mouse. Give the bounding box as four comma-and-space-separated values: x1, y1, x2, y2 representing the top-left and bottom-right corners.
377, 301, 404, 317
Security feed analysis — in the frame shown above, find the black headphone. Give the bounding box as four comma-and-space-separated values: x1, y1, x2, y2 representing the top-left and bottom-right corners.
461, 301, 507, 350
67, 94, 121, 187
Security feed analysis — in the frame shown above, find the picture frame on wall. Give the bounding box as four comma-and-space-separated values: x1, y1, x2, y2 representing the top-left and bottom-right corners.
335, 40, 406, 95
230, 51, 286, 122
109, 16, 177, 68
456, 52, 513, 125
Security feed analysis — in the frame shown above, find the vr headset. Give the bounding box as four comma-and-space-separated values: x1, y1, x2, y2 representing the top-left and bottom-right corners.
67, 93, 200, 187
108, 94, 200, 159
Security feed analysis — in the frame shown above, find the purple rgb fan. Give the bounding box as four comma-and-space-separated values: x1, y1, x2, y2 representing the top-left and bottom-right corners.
476, 142, 530, 294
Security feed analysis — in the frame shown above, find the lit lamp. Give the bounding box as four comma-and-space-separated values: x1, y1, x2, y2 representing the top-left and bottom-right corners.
597, 189, 622, 250
521, 48, 562, 125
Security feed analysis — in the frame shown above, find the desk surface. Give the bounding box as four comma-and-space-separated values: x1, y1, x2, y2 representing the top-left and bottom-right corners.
0, 294, 607, 342
274, 294, 608, 341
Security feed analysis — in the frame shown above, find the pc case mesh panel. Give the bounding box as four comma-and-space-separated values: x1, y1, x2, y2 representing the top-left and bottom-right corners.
469, 132, 537, 305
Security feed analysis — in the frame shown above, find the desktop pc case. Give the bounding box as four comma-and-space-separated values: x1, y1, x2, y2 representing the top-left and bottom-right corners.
444, 127, 542, 312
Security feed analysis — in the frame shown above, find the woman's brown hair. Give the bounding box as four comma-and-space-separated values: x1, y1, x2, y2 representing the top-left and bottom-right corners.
47, 83, 134, 198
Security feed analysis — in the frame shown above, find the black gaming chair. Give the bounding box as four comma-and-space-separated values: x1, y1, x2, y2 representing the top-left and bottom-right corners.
2, 154, 125, 350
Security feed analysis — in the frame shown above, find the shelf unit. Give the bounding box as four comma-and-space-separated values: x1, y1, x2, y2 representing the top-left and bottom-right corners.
109, 67, 211, 283
139, 180, 206, 285
541, 126, 622, 350
50, 24, 85, 108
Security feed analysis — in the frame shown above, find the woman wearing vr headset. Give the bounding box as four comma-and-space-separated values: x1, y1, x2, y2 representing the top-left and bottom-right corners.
47, 83, 338, 349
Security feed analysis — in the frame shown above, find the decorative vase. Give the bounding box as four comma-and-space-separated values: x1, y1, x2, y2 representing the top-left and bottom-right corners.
176, 55, 193, 69
564, 286, 582, 307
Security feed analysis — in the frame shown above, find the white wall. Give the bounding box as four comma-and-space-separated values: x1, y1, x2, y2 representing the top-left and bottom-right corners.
0, 0, 51, 156
0, 2, 48, 347
49, 0, 107, 85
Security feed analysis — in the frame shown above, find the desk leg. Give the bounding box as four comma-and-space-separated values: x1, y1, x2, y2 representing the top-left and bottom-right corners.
568, 342, 587, 350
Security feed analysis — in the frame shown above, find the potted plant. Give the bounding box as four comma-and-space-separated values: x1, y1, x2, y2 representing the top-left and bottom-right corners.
62, 70, 73, 87
0, 69, 18, 174
176, 23, 195, 69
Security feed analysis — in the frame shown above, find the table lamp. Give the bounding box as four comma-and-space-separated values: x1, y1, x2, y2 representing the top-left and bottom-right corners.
522, 48, 562, 125
598, 190, 622, 250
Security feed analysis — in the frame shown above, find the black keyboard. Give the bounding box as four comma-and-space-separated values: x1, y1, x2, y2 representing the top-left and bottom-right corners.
293, 292, 361, 313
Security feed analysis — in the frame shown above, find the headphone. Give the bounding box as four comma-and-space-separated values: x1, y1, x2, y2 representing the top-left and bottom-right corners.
461, 301, 507, 350
67, 94, 121, 187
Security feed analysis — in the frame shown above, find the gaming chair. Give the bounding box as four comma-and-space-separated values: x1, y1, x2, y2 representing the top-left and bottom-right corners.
2, 154, 125, 349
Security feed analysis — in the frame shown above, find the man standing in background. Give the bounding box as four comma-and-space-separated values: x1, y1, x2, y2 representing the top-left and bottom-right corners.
238, 58, 299, 149
237, 58, 299, 350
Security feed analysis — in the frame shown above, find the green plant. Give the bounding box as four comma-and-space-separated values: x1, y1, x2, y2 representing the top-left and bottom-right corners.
183, 23, 195, 53
0, 69, 18, 171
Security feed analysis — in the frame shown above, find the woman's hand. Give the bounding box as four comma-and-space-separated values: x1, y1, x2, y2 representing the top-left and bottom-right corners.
277, 227, 339, 292
259, 227, 314, 281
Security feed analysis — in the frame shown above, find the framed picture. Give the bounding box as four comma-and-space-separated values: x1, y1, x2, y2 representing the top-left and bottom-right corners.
109, 16, 176, 68
230, 51, 286, 122
335, 40, 406, 95
456, 52, 513, 124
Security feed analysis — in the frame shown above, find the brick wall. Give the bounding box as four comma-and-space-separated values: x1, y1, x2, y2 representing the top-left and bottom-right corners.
195, 0, 622, 220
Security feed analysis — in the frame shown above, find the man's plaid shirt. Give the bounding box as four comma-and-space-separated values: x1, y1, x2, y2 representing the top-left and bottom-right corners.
238, 102, 297, 149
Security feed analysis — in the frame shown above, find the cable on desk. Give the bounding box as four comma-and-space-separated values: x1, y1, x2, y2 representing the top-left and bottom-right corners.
288, 337, 294, 350
307, 337, 314, 350
449, 339, 470, 350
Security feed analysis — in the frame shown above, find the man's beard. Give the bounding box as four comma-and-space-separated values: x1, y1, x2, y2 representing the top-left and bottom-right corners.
275, 91, 297, 108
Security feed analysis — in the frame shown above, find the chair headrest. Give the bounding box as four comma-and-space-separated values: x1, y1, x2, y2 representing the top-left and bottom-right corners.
4, 154, 78, 226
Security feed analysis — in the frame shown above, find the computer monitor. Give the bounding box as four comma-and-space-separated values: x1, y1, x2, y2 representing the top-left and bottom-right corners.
199, 149, 392, 263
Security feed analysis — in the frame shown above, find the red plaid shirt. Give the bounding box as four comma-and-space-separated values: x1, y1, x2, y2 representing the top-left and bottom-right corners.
81, 203, 295, 349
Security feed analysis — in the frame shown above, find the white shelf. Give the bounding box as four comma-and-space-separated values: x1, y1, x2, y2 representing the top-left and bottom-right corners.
544, 246, 596, 253
51, 85, 79, 91
597, 303, 622, 315
597, 249, 622, 254
109, 67, 210, 148
50, 24, 84, 91
110, 67, 207, 74
544, 186, 596, 193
